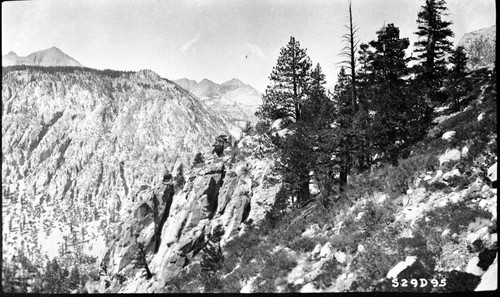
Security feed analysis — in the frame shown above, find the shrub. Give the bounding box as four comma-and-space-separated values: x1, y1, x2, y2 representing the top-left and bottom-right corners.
242, 121, 253, 134
425, 181, 449, 191
350, 248, 397, 291
193, 153, 204, 166
287, 236, 317, 253
315, 257, 342, 288
174, 164, 185, 189
416, 200, 492, 236
255, 249, 297, 292
254, 120, 271, 135
240, 165, 250, 177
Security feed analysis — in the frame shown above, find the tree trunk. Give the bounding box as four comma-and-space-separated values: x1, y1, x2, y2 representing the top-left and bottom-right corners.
297, 176, 310, 206
339, 167, 348, 193
348, 0, 358, 113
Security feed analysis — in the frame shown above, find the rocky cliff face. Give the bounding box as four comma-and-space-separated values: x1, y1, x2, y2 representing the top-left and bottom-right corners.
457, 25, 496, 70
2, 47, 83, 67
2, 66, 237, 265
98, 134, 281, 293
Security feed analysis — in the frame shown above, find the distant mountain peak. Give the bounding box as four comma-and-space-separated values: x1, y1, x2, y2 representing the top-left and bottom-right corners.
2, 46, 83, 67
222, 78, 245, 86
199, 78, 217, 85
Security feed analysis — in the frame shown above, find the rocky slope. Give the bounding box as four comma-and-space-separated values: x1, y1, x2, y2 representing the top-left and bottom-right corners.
2, 66, 238, 268
175, 78, 263, 127
95, 133, 281, 293
90, 66, 497, 294
457, 25, 496, 70
2, 47, 83, 67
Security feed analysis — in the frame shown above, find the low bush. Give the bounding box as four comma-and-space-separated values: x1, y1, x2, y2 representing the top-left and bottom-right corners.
315, 257, 342, 288
255, 249, 297, 292
287, 236, 317, 253
416, 200, 492, 236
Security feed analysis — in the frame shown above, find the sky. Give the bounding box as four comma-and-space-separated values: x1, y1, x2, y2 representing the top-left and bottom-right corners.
2, 0, 496, 92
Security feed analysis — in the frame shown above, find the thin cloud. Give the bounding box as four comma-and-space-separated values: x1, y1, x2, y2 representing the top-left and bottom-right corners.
179, 33, 201, 54
245, 42, 267, 60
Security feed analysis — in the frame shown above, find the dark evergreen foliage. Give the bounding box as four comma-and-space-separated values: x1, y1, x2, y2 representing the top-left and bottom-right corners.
174, 163, 186, 189
447, 46, 469, 111
413, 0, 454, 91
134, 242, 153, 279
193, 152, 205, 166
212, 134, 228, 157
256, 36, 313, 123
2, 64, 134, 79
358, 23, 431, 165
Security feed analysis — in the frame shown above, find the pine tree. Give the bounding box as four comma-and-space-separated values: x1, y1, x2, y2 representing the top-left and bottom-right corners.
303, 64, 337, 196
193, 152, 204, 166
174, 163, 185, 189
256, 36, 312, 124
332, 67, 354, 192
414, 0, 454, 92
362, 24, 411, 164
212, 135, 228, 157
200, 225, 225, 292
360, 23, 431, 164
134, 242, 153, 279
447, 46, 469, 111
276, 123, 315, 206
257, 37, 315, 206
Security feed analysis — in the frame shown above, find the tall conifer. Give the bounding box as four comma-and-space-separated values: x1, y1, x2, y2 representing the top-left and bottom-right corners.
414, 0, 454, 91
256, 36, 312, 124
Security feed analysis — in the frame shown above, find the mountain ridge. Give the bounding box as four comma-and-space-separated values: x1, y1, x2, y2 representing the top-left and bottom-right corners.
2, 65, 239, 268
174, 77, 263, 127
2, 46, 83, 67
457, 25, 496, 70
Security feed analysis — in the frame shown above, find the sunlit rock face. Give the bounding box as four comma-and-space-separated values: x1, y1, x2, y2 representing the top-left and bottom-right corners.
457, 25, 496, 70
100, 134, 281, 293
2, 66, 236, 263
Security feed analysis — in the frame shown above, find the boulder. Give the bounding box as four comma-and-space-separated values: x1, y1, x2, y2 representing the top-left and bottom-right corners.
466, 226, 490, 244
311, 244, 322, 258
387, 256, 417, 279
319, 242, 334, 259
441, 131, 456, 141
462, 146, 469, 156
466, 256, 486, 276
441, 229, 451, 239
300, 283, 318, 293
475, 254, 498, 291
429, 170, 444, 184
302, 224, 321, 238
477, 112, 485, 122
240, 275, 259, 293
439, 149, 462, 166
442, 168, 461, 181
487, 162, 497, 186
309, 179, 320, 195
334, 251, 347, 264
271, 119, 284, 131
